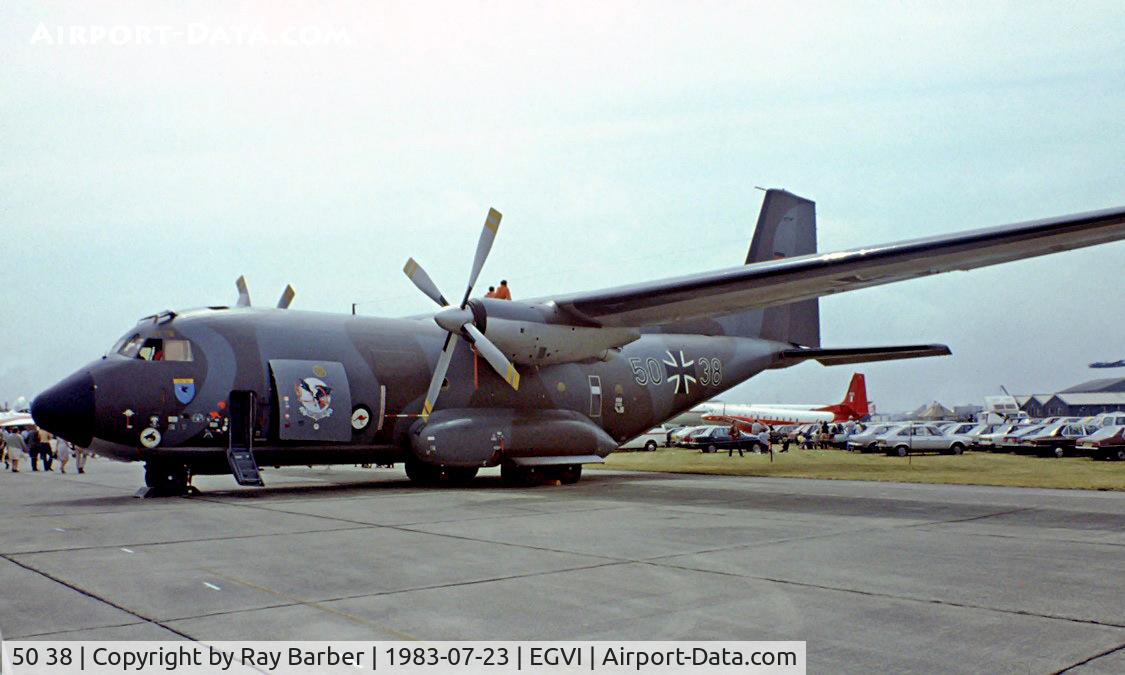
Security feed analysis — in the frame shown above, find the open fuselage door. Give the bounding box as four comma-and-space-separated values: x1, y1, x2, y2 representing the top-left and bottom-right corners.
227, 390, 264, 486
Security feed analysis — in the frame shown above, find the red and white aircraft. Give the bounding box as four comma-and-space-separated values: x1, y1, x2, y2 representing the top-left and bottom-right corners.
697, 373, 869, 429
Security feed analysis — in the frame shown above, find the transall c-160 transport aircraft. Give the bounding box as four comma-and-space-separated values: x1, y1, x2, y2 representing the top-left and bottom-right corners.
31, 190, 1125, 494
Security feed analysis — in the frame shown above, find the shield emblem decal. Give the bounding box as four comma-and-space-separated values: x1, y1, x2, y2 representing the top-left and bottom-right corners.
173, 378, 196, 404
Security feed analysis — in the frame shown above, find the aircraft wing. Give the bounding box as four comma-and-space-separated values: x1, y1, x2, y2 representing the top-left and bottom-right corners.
550, 207, 1125, 328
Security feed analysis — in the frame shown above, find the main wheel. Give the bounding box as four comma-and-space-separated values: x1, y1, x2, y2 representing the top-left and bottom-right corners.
644, 440, 658, 452
404, 458, 439, 484
144, 462, 189, 494
557, 465, 582, 484
441, 466, 479, 485
406, 460, 477, 486
501, 463, 538, 486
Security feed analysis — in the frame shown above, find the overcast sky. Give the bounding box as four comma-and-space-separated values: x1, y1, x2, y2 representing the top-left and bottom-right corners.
2, 1, 1123, 412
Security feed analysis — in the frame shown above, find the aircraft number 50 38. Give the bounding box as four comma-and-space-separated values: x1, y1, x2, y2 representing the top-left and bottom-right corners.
629, 356, 721, 386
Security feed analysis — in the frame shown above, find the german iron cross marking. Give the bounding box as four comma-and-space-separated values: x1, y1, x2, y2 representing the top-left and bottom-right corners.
663, 350, 697, 395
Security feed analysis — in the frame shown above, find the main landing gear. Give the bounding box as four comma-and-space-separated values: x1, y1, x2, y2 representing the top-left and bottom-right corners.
136, 462, 196, 498
404, 458, 479, 486
501, 462, 582, 487
402, 458, 583, 487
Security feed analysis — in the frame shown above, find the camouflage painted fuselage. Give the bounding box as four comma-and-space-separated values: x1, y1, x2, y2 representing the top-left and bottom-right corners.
60, 305, 783, 473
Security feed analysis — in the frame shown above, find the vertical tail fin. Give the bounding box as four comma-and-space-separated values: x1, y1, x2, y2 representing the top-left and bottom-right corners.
644, 188, 820, 345
748, 189, 820, 347
841, 373, 868, 418
819, 373, 869, 420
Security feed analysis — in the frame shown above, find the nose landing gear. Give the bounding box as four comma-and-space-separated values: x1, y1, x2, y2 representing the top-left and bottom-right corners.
135, 462, 196, 497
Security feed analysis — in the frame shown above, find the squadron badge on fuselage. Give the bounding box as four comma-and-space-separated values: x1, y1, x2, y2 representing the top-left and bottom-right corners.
173, 377, 196, 404
295, 377, 333, 426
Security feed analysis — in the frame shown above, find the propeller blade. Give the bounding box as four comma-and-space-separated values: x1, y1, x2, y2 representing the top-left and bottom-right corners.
403, 258, 449, 307
276, 285, 296, 309
460, 208, 502, 307
421, 333, 458, 421
235, 276, 251, 307
463, 323, 520, 390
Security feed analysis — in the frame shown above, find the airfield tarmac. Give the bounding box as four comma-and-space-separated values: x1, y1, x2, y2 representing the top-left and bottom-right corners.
1, 461, 1122, 674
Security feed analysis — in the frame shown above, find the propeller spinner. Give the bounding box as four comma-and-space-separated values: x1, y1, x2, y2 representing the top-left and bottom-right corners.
403, 208, 519, 421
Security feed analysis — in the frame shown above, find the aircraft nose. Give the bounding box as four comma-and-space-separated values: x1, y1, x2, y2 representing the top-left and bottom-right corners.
31, 370, 96, 447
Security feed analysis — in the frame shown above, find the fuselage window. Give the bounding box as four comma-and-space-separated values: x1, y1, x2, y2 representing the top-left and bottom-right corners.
163, 339, 193, 362
136, 338, 193, 362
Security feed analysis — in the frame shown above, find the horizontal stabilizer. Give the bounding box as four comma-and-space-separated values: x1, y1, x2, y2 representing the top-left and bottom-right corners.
777, 344, 951, 366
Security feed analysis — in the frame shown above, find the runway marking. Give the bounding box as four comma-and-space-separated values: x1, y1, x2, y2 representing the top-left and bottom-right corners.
171, 559, 633, 637
203, 582, 221, 591
53, 528, 65, 532
1056, 640, 1125, 674
120, 548, 134, 553
0, 553, 195, 641
643, 559, 1125, 629
195, 567, 421, 641
8, 525, 374, 557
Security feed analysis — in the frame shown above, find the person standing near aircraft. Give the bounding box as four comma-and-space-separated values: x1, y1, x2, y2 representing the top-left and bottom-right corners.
757, 427, 771, 453
728, 423, 743, 457
494, 279, 512, 300
74, 444, 90, 474
2, 427, 28, 472
484, 286, 497, 298
55, 437, 74, 473
33, 427, 54, 471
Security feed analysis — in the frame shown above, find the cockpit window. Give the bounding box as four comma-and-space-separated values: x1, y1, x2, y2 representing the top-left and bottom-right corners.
136, 338, 193, 362
117, 334, 143, 358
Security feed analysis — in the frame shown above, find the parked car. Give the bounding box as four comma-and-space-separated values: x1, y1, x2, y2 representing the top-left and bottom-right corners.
846, 424, 901, 452
877, 423, 971, 456
1077, 425, 1125, 461
942, 422, 980, 436
619, 425, 672, 451
997, 424, 1049, 453
1092, 413, 1125, 428
670, 425, 709, 446
687, 426, 767, 453
977, 423, 1027, 451
678, 425, 723, 448
1019, 423, 1100, 458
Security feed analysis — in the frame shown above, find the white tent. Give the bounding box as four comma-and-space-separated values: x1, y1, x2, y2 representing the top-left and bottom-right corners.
913, 401, 955, 420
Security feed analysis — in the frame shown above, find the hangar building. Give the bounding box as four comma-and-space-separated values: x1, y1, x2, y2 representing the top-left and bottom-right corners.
1017, 377, 1125, 417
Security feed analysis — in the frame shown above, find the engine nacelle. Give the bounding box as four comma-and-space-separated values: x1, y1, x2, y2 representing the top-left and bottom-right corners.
410, 408, 618, 468
469, 299, 639, 365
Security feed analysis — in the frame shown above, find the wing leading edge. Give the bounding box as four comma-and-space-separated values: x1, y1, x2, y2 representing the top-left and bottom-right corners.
550, 207, 1125, 328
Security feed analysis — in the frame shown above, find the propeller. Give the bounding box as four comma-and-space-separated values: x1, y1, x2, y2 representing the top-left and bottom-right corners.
276, 285, 296, 309
233, 277, 296, 309
235, 276, 251, 307
404, 208, 519, 421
